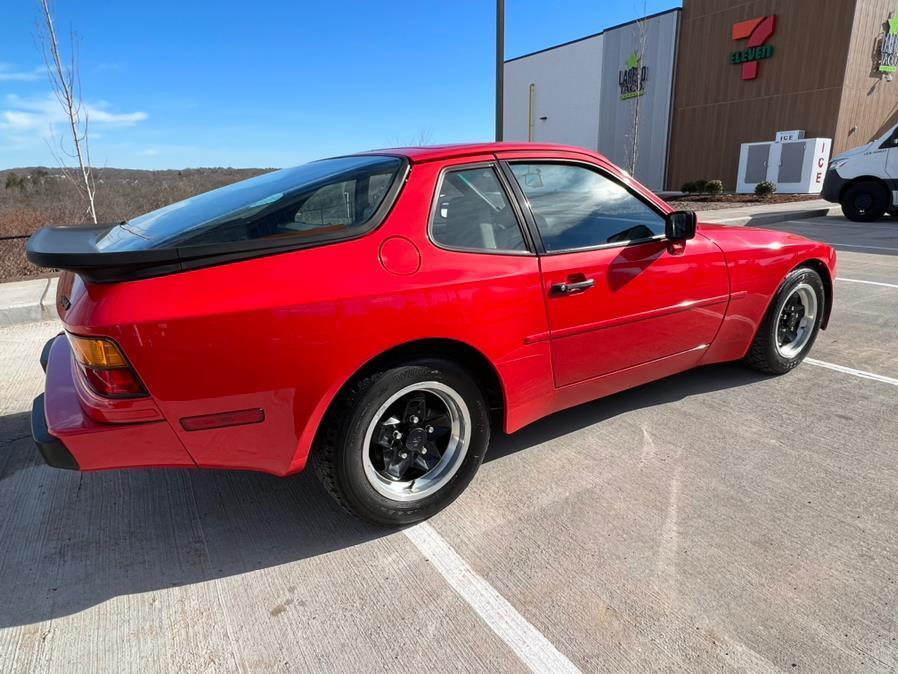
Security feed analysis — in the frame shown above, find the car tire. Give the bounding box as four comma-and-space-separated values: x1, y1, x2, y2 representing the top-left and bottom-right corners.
840, 181, 890, 222
744, 267, 826, 375
313, 359, 490, 526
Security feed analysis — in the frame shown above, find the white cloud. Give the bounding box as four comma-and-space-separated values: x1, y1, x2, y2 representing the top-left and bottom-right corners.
137, 144, 195, 157
86, 107, 148, 125
0, 93, 147, 136
0, 64, 44, 82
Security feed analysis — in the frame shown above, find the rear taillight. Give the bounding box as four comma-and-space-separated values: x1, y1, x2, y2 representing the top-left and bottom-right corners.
66, 333, 147, 398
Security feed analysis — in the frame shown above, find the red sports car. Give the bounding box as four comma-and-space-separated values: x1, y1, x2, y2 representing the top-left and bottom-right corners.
27, 143, 835, 525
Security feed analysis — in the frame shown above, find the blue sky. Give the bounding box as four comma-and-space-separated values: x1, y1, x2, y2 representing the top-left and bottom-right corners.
1, 1, 679, 169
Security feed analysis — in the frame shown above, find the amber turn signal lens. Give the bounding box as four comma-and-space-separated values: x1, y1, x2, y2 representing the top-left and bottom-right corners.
67, 334, 129, 369
66, 333, 147, 398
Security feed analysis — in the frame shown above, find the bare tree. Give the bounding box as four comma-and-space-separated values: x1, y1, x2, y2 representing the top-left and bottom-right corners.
37, 0, 97, 223
392, 128, 435, 147
625, 1, 649, 177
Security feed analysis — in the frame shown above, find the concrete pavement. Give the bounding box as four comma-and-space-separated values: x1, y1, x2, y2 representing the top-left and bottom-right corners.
1, 212, 897, 671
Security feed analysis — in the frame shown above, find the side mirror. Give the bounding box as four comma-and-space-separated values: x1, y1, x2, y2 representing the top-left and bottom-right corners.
665, 210, 697, 241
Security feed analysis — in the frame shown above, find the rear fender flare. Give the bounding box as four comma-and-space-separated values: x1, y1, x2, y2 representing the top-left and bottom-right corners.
286, 337, 507, 475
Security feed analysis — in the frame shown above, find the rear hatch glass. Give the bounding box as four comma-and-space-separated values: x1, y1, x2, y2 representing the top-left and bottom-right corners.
96, 155, 404, 251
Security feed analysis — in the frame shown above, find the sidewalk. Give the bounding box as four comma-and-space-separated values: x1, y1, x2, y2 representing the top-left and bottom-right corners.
0, 199, 840, 326
693, 198, 839, 226
0, 277, 59, 326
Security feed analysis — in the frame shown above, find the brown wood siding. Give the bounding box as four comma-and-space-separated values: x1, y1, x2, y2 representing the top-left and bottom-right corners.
667, 0, 857, 190
834, 0, 898, 153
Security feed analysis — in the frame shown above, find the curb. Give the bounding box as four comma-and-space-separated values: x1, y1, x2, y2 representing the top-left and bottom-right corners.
696, 205, 839, 227
0, 277, 59, 327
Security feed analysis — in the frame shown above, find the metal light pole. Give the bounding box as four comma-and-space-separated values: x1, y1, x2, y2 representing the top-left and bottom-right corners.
496, 0, 504, 142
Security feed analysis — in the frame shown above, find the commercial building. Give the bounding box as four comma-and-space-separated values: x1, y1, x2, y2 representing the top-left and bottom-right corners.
503, 9, 680, 190
503, 0, 898, 192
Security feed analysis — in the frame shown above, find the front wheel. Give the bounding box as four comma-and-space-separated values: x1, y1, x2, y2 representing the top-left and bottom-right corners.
313, 359, 490, 526
744, 267, 826, 374
840, 181, 890, 222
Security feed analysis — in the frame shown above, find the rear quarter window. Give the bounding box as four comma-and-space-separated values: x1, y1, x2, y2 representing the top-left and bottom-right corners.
430, 166, 528, 253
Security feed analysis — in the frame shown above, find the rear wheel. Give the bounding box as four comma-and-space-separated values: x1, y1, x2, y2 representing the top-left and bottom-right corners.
840, 181, 890, 222
744, 267, 825, 374
313, 359, 490, 526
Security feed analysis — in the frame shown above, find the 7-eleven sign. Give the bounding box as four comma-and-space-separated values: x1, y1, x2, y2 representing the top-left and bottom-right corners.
730, 15, 777, 80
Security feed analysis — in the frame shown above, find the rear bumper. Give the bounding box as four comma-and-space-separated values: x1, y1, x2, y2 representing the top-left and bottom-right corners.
32, 335, 78, 469
39, 334, 55, 372
32, 335, 196, 471
31, 393, 79, 470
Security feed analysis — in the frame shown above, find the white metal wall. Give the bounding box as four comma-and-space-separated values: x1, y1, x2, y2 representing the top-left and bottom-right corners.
502, 10, 680, 191
503, 34, 604, 149
598, 11, 679, 191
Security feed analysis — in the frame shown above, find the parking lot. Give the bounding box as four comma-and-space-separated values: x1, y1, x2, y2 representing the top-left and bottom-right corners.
1, 213, 896, 673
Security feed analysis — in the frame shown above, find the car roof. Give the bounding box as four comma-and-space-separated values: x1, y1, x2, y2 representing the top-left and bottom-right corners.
358, 142, 607, 164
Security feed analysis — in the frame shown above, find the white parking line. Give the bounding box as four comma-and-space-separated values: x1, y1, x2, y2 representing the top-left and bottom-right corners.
404, 522, 581, 674
836, 277, 898, 289
786, 219, 898, 230
827, 243, 898, 252
806, 358, 898, 387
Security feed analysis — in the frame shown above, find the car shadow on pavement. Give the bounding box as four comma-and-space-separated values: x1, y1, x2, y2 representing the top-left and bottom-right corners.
0, 362, 767, 629
0, 411, 388, 629
487, 362, 770, 461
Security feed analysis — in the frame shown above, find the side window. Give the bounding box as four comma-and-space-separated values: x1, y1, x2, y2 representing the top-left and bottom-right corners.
431, 166, 527, 253
511, 163, 665, 252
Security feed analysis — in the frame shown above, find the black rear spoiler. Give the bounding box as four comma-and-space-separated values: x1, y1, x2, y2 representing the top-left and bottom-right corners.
26, 222, 367, 284
26, 224, 182, 283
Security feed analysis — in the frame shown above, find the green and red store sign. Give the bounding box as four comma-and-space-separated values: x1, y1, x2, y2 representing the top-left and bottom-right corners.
880, 16, 898, 73
728, 13, 898, 78
730, 15, 776, 80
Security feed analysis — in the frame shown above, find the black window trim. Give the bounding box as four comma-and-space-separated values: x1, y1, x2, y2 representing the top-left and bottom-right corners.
427, 161, 536, 256
498, 158, 670, 256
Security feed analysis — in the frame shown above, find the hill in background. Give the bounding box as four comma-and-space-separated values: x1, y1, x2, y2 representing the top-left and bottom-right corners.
0, 166, 270, 282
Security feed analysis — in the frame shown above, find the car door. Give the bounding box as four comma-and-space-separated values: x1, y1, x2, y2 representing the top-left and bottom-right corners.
501, 156, 730, 388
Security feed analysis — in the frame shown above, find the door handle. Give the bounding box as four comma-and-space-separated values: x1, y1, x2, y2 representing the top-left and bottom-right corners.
551, 278, 595, 296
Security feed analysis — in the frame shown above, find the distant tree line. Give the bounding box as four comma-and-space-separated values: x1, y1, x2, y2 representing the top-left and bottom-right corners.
0, 167, 270, 238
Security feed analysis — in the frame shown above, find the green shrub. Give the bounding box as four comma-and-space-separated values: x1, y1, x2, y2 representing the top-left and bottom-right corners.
705, 179, 724, 195
693, 179, 709, 194
680, 181, 697, 194
755, 180, 777, 198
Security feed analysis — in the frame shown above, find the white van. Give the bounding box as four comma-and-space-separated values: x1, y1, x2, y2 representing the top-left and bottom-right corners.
822, 122, 898, 221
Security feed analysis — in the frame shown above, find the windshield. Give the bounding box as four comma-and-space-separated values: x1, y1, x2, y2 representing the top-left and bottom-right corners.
96, 155, 404, 251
